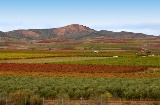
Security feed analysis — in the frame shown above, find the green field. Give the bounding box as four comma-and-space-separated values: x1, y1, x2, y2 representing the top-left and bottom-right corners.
51, 56, 160, 67
0, 52, 55, 60
0, 50, 159, 67
0, 50, 137, 59
1, 55, 160, 67
0, 57, 108, 64
0, 76, 160, 103
0, 49, 160, 104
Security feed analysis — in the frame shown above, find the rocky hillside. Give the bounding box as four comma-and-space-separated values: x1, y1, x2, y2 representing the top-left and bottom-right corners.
0, 31, 6, 37
52, 24, 95, 36
90, 30, 154, 39
1, 24, 158, 40
5, 24, 95, 40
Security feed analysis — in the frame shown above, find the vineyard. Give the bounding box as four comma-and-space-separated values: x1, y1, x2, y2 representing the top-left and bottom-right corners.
0, 52, 55, 60
0, 63, 150, 78
53, 56, 160, 67
0, 50, 160, 104
0, 50, 137, 59
1, 76, 160, 104
0, 57, 108, 64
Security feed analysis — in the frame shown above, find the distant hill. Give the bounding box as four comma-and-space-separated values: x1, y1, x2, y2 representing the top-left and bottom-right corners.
1, 24, 158, 40
88, 30, 154, 39
0, 31, 6, 37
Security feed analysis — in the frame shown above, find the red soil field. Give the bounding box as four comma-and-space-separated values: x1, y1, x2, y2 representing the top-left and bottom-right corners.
0, 63, 148, 73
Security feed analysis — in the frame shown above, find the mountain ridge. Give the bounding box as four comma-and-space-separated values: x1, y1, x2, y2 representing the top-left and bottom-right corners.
0, 24, 158, 40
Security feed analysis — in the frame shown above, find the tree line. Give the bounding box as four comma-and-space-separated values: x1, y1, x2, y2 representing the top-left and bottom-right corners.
0, 76, 160, 104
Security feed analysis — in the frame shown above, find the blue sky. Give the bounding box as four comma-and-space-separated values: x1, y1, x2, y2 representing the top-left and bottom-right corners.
0, 0, 160, 35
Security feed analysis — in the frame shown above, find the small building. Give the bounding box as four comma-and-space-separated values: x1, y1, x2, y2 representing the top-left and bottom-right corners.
94, 51, 98, 53
113, 56, 118, 58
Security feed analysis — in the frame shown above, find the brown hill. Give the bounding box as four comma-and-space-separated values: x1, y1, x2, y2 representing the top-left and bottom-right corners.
53, 24, 95, 36
0, 31, 6, 37
5, 24, 95, 40
94, 30, 154, 38
2, 24, 158, 40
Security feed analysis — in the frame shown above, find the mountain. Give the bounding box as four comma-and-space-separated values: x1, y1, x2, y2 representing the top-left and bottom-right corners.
0, 31, 6, 37
5, 24, 95, 40
90, 30, 154, 39
52, 24, 95, 37
6, 29, 57, 40
1, 24, 158, 40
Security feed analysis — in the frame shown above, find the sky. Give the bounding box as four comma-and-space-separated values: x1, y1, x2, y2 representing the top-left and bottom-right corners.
0, 0, 160, 36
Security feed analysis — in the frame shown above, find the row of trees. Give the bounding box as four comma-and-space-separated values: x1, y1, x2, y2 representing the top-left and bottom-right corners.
0, 76, 160, 104
0, 90, 42, 105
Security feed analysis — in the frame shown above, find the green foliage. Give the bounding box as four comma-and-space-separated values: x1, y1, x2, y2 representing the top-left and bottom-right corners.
9, 89, 40, 105
29, 95, 42, 105
0, 50, 136, 60
0, 97, 5, 105
0, 76, 160, 100
101, 92, 113, 100
53, 56, 160, 67
0, 52, 55, 60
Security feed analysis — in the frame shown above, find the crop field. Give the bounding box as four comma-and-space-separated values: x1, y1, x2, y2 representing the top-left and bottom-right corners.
0, 49, 160, 104
0, 63, 150, 77
0, 57, 108, 64
0, 52, 55, 60
0, 51, 136, 59
53, 56, 160, 67
1, 76, 160, 105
